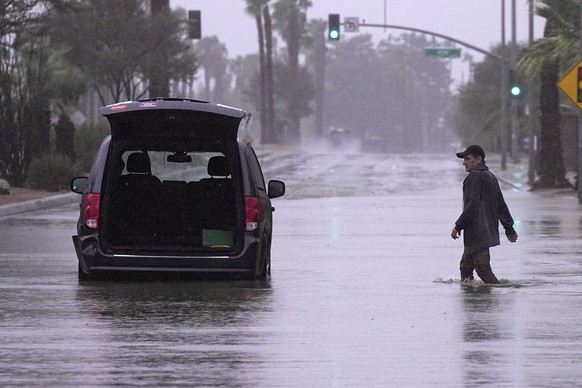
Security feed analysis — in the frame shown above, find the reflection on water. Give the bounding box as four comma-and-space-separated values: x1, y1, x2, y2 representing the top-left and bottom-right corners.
77, 280, 272, 325
460, 285, 516, 387
71, 280, 273, 386
461, 285, 502, 342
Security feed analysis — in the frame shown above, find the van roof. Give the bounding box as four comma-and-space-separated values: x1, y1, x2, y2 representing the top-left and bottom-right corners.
100, 98, 246, 119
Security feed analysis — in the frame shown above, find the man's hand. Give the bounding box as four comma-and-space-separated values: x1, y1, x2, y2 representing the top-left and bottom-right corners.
507, 233, 518, 243
451, 227, 460, 240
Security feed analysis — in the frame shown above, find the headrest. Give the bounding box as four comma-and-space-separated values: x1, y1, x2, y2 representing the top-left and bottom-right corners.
126, 152, 151, 174
207, 156, 230, 177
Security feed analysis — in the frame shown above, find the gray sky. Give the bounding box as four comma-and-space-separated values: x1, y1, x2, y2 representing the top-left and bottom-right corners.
170, 0, 545, 86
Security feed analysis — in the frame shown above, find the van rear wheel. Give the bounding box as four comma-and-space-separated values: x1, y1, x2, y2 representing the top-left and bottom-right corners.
254, 248, 270, 280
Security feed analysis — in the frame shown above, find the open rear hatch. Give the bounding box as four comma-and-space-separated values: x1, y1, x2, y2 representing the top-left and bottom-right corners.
102, 99, 245, 142
98, 99, 246, 255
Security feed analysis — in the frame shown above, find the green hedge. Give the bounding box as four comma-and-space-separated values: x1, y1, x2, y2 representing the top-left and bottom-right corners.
28, 154, 82, 192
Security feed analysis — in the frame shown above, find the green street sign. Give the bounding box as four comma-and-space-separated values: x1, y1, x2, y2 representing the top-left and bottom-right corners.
424, 47, 461, 58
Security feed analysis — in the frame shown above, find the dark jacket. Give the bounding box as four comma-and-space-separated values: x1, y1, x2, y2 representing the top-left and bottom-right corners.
455, 164, 515, 252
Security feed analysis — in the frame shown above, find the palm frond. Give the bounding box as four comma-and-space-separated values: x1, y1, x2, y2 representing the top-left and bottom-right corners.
518, 35, 580, 80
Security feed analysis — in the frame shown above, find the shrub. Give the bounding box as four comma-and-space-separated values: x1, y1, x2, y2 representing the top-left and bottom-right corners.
74, 123, 110, 172
28, 154, 82, 192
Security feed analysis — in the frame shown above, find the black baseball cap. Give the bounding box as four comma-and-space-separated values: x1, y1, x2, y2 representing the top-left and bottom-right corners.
456, 145, 485, 159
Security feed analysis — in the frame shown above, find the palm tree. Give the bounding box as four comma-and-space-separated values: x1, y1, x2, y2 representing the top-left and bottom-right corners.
517, 0, 578, 189
196, 36, 229, 101
306, 19, 327, 139
263, 4, 276, 142
272, 0, 313, 145
244, 0, 271, 142
149, 0, 170, 97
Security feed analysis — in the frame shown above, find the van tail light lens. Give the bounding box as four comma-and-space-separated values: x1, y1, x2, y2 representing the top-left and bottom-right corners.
245, 196, 261, 232
83, 194, 100, 229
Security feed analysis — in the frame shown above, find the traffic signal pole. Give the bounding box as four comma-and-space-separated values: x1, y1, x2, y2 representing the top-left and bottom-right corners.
509, 0, 518, 162
500, 0, 508, 170
353, 22, 506, 63
527, 0, 536, 185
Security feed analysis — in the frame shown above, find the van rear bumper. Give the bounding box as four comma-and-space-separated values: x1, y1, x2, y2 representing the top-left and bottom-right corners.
73, 235, 259, 274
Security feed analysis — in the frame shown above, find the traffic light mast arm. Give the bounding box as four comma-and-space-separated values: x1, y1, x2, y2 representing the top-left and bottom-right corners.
358, 22, 506, 64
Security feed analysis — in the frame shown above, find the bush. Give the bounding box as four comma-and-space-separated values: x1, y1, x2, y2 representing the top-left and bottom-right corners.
74, 123, 110, 172
28, 154, 82, 192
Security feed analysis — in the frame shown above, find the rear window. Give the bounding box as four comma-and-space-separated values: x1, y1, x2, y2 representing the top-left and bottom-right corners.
117, 150, 231, 182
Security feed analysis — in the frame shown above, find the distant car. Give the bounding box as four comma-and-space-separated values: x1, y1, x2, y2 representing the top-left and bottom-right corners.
71, 98, 285, 280
327, 127, 353, 149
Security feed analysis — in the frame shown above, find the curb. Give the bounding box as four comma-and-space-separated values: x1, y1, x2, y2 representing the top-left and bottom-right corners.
0, 192, 78, 218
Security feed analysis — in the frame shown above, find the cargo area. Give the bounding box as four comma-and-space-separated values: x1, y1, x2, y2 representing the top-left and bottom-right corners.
101, 146, 241, 252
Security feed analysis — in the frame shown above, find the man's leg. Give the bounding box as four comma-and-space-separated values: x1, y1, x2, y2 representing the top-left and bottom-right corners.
459, 249, 475, 282
473, 249, 499, 284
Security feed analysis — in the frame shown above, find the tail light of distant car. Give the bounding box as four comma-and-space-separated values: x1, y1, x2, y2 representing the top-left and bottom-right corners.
83, 193, 100, 229
245, 196, 261, 232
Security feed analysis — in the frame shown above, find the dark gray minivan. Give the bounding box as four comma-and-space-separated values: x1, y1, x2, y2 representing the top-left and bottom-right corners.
71, 98, 285, 280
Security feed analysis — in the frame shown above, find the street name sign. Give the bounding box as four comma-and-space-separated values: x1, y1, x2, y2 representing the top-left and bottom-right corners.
424, 47, 461, 58
557, 59, 582, 111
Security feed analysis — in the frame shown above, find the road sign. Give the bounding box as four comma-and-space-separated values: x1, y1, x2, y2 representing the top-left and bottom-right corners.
557, 59, 582, 111
424, 47, 461, 58
344, 17, 359, 32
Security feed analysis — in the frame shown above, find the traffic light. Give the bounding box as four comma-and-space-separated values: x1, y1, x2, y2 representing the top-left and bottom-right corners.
508, 69, 522, 99
577, 67, 582, 103
510, 84, 522, 98
188, 10, 201, 39
328, 14, 340, 41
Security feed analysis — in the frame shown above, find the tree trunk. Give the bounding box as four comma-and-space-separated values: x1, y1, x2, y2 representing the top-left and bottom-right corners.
54, 114, 76, 159
313, 22, 326, 139
285, 4, 301, 145
254, 12, 269, 144
533, 59, 570, 189
263, 5, 276, 143
148, 0, 170, 98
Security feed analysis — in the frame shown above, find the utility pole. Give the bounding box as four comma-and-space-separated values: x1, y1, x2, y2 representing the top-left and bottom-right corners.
500, 0, 508, 170
527, 0, 536, 184
510, 0, 518, 160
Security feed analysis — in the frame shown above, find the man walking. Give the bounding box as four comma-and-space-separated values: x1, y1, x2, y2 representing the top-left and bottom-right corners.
451, 145, 518, 284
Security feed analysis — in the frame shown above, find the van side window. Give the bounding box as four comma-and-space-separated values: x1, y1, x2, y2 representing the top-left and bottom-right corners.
247, 147, 266, 191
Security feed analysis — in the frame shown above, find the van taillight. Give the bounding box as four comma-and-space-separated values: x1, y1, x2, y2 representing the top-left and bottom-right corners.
245, 197, 261, 232
83, 194, 100, 229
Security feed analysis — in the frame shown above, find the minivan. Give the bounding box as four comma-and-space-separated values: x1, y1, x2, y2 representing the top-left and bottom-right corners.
71, 98, 285, 280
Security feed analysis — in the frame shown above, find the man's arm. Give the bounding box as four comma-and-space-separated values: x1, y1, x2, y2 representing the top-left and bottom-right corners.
497, 189, 518, 243
454, 172, 481, 232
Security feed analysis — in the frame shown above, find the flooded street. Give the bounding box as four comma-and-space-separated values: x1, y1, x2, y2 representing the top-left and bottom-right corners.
1, 152, 582, 387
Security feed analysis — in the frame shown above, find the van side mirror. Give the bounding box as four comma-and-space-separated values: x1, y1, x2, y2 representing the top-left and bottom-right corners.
71, 177, 89, 194
268, 180, 285, 199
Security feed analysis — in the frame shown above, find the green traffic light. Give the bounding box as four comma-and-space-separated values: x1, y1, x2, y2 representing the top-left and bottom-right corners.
328, 14, 340, 41
510, 85, 521, 97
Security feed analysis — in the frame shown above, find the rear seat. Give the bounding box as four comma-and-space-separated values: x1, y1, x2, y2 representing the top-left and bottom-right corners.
157, 180, 188, 243
198, 156, 236, 231
109, 152, 161, 245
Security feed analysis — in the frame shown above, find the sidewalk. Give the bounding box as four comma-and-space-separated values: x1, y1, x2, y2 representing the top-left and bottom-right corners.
0, 191, 77, 218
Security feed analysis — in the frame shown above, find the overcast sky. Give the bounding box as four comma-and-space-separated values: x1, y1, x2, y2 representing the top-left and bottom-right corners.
170, 0, 545, 86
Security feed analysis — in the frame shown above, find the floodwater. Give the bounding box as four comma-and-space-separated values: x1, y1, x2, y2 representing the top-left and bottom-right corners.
1, 152, 581, 387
